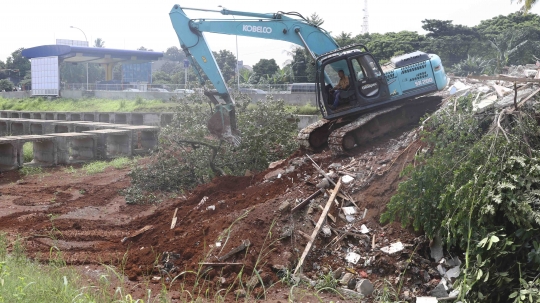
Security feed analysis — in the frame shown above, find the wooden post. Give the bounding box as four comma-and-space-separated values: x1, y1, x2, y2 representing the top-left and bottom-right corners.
294, 180, 342, 275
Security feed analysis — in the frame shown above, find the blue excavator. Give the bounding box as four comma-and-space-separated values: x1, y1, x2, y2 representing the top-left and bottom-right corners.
169, 5, 448, 154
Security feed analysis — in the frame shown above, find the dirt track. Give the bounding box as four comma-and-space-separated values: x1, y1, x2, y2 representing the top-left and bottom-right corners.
0, 109, 441, 301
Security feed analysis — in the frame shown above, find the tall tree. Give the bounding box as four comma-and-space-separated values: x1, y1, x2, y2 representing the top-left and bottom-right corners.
212, 49, 237, 83
93, 38, 105, 48
164, 46, 185, 61
421, 20, 479, 66
334, 32, 355, 47
306, 13, 324, 26
253, 58, 279, 82
5, 48, 30, 81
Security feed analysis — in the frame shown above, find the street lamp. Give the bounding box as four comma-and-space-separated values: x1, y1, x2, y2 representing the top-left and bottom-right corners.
70, 26, 89, 90
218, 5, 240, 90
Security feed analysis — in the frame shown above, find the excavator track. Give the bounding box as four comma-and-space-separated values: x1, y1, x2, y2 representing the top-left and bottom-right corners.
329, 96, 442, 154
298, 96, 443, 154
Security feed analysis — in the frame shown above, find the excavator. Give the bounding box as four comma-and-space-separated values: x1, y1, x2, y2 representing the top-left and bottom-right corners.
169, 5, 448, 153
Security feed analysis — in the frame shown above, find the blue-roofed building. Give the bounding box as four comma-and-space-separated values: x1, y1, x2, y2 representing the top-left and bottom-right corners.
22, 44, 163, 96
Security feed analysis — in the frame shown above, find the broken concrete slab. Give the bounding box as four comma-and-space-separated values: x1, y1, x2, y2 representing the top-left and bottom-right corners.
342, 206, 357, 216
380, 242, 404, 254
473, 94, 498, 113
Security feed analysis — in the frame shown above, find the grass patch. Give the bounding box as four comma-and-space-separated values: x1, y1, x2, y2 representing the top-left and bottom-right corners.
81, 157, 135, 175
20, 166, 43, 176
22, 142, 33, 163
0, 234, 160, 302
289, 104, 320, 115
0, 97, 175, 113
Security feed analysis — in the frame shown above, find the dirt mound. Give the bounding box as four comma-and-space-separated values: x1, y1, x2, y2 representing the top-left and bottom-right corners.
0, 119, 441, 300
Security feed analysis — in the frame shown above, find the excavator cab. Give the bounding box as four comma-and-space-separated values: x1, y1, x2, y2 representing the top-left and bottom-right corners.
316, 45, 390, 120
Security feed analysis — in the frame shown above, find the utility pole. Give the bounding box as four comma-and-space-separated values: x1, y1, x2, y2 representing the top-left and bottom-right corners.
361, 0, 369, 35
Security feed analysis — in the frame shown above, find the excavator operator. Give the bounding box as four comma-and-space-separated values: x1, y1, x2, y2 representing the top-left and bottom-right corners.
329, 70, 350, 110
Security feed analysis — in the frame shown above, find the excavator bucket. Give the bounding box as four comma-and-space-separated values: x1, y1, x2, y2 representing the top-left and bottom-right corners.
207, 104, 240, 146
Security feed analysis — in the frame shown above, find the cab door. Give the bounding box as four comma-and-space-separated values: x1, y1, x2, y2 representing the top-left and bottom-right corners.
352, 55, 389, 103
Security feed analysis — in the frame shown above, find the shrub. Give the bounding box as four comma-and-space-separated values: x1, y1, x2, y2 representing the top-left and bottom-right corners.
382, 94, 540, 302
125, 94, 299, 203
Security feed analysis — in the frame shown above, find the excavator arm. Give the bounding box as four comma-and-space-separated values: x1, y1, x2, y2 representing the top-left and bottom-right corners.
169, 5, 340, 142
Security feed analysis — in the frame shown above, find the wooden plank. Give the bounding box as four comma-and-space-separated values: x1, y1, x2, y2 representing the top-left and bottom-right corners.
170, 208, 178, 229
317, 204, 336, 223
294, 180, 342, 275
297, 230, 311, 240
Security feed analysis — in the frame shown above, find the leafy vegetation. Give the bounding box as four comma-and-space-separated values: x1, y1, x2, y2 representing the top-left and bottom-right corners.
0, 97, 173, 112
382, 94, 540, 302
125, 94, 299, 204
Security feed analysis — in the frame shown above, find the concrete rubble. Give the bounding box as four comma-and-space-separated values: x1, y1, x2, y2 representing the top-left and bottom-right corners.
200, 68, 540, 296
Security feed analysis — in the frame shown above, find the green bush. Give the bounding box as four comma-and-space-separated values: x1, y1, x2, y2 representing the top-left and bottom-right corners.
382, 94, 540, 302
126, 94, 299, 203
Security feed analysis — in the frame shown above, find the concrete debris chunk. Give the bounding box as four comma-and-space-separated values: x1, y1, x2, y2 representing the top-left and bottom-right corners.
437, 264, 446, 276
445, 266, 460, 280
493, 84, 512, 97
345, 252, 361, 264
206, 205, 215, 211
430, 235, 444, 262
416, 297, 438, 303
345, 215, 356, 223
473, 94, 497, 113
355, 279, 374, 296
316, 178, 330, 189
477, 86, 491, 93
448, 81, 471, 95
341, 175, 355, 184
321, 225, 332, 237
380, 241, 404, 254
342, 206, 357, 216
268, 159, 285, 169
340, 272, 354, 285
264, 168, 285, 181
360, 224, 370, 234
279, 200, 291, 212
429, 283, 449, 298
445, 256, 462, 267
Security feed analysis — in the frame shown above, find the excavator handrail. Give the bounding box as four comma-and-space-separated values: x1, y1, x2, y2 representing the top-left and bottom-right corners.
316, 43, 369, 63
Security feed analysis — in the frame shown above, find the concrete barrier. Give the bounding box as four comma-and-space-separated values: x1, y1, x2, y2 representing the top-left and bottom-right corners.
83, 129, 132, 159
52, 133, 97, 165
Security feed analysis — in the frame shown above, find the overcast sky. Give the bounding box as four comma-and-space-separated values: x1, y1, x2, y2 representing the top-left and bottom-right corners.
2, 0, 539, 67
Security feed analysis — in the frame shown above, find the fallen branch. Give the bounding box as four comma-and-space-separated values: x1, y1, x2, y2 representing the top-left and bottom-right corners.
294, 180, 341, 275
497, 109, 510, 143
